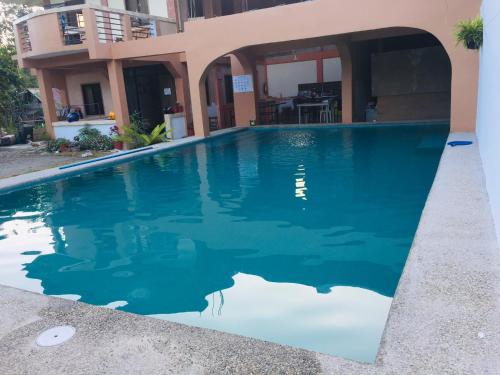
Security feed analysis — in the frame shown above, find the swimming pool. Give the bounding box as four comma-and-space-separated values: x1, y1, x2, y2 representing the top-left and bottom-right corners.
0, 124, 448, 363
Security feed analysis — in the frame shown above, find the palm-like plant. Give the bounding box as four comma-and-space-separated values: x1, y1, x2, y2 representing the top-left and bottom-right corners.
140, 123, 170, 146
455, 16, 483, 50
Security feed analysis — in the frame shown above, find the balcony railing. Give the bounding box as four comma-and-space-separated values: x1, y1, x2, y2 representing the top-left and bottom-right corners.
14, 5, 177, 57
95, 10, 125, 43
59, 9, 86, 45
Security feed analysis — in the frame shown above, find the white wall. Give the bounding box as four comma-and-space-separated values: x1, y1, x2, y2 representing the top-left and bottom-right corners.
323, 57, 342, 82
107, 0, 126, 10
148, 0, 169, 17
267, 60, 317, 98
477, 0, 500, 241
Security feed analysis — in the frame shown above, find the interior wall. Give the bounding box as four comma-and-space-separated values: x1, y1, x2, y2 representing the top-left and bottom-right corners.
477, 0, 500, 241
65, 69, 113, 116
267, 60, 316, 97
323, 57, 342, 82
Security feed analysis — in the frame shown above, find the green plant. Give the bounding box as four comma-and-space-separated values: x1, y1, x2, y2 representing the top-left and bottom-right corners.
78, 126, 113, 151
114, 124, 147, 149
46, 138, 69, 152
455, 16, 483, 50
140, 123, 169, 146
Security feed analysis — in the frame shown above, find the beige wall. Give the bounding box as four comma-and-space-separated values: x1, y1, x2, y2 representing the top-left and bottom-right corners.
65, 69, 113, 116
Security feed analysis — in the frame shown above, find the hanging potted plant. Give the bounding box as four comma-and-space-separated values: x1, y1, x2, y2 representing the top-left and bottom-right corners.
455, 16, 483, 50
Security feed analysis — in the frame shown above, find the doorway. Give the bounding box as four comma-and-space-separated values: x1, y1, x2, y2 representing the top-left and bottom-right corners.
124, 64, 176, 130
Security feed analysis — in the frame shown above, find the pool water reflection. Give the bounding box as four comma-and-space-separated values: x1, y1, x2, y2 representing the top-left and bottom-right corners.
0, 125, 449, 362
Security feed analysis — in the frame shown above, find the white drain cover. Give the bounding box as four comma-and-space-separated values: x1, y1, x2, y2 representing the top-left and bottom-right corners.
36, 326, 76, 347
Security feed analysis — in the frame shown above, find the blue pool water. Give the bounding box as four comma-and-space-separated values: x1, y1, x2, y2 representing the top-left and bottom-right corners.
0, 125, 448, 362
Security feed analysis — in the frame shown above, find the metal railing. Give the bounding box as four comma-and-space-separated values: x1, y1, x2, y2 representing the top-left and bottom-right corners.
59, 9, 86, 45
95, 10, 125, 43
131, 16, 154, 39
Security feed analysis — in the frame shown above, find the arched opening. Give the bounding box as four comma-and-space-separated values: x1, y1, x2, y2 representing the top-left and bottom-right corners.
197, 27, 452, 133
202, 57, 236, 132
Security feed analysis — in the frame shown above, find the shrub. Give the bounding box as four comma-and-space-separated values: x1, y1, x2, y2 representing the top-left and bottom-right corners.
78, 126, 113, 151
455, 16, 483, 50
46, 138, 70, 152
115, 124, 147, 149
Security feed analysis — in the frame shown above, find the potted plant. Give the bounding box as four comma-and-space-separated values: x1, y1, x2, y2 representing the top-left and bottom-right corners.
109, 125, 123, 150
455, 16, 483, 50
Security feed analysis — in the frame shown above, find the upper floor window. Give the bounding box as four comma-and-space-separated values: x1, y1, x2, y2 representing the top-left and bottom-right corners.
125, 0, 149, 14
44, 0, 84, 10
188, 0, 204, 18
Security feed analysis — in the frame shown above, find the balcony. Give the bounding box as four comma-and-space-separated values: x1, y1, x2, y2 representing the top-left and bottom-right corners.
14, 4, 177, 61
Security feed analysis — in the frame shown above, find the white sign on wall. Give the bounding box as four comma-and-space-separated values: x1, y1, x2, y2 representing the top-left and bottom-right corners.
233, 75, 254, 93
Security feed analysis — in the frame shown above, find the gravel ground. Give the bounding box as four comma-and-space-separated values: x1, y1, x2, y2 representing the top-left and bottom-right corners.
0, 143, 102, 179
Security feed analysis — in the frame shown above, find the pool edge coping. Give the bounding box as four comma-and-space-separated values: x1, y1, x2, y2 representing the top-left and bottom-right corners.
0, 127, 245, 195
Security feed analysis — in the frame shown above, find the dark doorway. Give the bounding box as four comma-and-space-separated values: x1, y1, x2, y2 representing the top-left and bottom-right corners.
221, 0, 234, 16
224, 75, 234, 104
81, 83, 104, 116
124, 64, 176, 131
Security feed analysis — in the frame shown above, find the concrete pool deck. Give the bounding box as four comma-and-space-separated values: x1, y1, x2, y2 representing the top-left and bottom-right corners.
0, 131, 499, 374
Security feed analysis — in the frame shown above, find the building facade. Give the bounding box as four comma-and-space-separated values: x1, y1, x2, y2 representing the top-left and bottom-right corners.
14, 0, 481, 139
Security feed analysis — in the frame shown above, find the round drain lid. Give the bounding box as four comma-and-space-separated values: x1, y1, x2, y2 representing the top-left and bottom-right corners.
36, 326, 75, 347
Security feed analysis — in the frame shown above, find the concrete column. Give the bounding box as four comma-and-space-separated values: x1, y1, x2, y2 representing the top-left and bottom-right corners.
82, 8, 99, 56
230, 53, 257, 126
164, 60, 193, 129
37, 69, 58, 139
186, 55, 210, 137
122, 15, 133, 41
207, 67, 222, 124
189, 74, 210, 136
449, 51, 479, 132
337, 41, 353, 124
107, 60, 129, 131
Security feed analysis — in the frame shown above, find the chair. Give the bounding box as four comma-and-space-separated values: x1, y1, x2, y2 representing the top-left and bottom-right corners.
320, 101, 333, 123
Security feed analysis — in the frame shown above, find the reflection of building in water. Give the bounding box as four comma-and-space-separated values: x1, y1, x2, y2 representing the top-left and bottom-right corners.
19, 128, 437, 316
295, 164, 307, 200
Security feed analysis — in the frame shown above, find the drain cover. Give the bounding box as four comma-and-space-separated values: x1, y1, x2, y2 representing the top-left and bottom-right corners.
36, 326, 76, 347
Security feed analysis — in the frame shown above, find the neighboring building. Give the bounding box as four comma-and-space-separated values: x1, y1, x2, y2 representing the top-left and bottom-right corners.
13, 0, 481, 139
